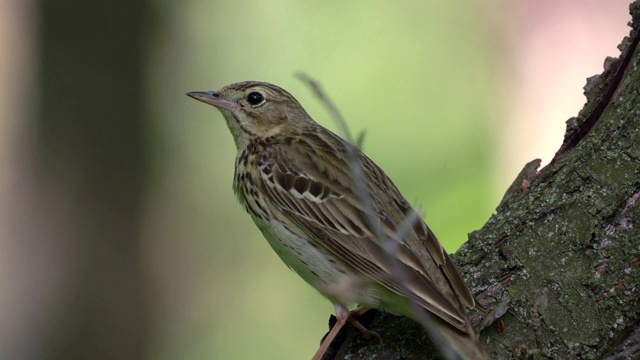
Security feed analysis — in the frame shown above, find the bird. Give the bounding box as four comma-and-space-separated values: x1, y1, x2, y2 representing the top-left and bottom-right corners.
187, 81, 489, 360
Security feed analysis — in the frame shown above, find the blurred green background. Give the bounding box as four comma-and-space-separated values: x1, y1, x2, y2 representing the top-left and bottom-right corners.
0, 1, 630, 359
152, 3, 500, 358
157, 2, 500, 359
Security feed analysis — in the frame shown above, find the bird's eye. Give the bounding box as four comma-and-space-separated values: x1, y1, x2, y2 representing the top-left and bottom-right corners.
246, 92, 265, 106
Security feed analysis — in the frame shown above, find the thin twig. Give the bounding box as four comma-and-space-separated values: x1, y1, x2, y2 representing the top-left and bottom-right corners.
297, 73, 458, 360
605, 342, 640, 360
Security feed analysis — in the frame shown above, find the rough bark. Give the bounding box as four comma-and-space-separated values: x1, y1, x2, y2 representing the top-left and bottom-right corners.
330, 2, 640, 359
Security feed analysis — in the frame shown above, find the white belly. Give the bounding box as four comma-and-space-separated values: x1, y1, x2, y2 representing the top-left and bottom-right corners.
253, 216, 347, 288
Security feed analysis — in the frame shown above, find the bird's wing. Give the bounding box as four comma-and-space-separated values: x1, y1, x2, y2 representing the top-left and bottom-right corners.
255, 132, 473, 332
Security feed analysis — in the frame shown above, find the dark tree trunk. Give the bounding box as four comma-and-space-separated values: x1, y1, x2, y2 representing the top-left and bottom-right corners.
30, 2, 151, 359
332, 2, 640, 359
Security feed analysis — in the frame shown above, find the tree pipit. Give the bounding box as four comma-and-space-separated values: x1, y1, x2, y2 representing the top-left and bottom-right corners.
187, 81, 488, 360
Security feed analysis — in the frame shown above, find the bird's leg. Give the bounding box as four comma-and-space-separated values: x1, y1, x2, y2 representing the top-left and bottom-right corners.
311, 305, 349, 360
346, 307, 381, 343
312, 306, 382, 360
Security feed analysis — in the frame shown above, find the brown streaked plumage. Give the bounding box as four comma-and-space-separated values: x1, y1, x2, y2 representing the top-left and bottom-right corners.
187, 81, 489, 360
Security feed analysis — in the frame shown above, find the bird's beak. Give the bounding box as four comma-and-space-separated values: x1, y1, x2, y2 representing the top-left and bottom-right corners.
186, 91, 239, 110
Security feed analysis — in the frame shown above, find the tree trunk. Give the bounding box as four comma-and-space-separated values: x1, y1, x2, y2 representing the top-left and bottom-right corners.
331, 2, 640, 359
26, 2, 150, 359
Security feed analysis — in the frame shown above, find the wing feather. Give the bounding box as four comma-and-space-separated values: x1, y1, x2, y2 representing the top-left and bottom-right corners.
256, 131, 474, 332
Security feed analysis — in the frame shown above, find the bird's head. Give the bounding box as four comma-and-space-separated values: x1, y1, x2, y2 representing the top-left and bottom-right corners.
187, 81, 312, 148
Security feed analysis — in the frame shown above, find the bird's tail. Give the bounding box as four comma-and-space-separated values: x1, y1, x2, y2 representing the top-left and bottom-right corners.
435, 319, 490, 360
